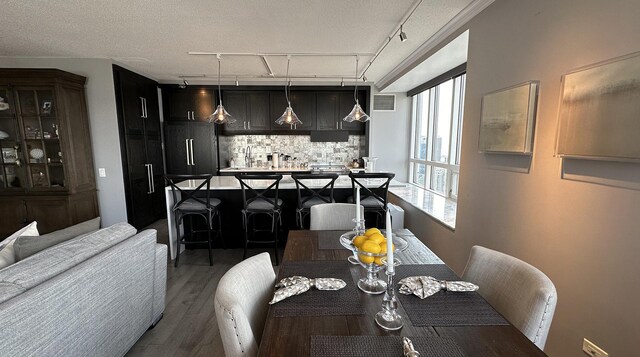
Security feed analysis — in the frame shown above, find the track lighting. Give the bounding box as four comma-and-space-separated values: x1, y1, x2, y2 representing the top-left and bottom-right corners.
183, 79, 189, 86
235, 76, 239, 86
399, 25, 408, 42
363, 76, 367, 82
341, 78, 344, 87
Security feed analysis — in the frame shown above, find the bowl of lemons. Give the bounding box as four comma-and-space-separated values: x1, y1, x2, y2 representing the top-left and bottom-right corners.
340, 228, 408, 294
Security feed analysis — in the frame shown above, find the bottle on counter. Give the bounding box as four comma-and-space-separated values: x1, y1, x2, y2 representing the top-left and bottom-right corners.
272, 151, 279, 168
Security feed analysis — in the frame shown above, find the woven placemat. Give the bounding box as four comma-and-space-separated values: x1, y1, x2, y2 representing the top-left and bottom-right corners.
317, 232, 347, 250
394, 265, 509, 327
272, 261, 365, 317
310, 335, 465, 357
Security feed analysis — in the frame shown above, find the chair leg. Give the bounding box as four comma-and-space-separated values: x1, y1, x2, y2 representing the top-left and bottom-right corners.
243, 212, 249, 260
273, 212, 279, 266
207, 214, 213, 266
174, 214, 181, 268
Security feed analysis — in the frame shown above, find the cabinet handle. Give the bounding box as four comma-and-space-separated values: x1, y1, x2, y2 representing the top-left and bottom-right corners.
243, 121, 246, 129
140, 97, 145, 118
185, 139, 191, 166
340, 122, 343, 129
145, 164, 152, 194
336, 122, 339, 129
150, 164, 155, 193
191, 111, 194, 120
144, 98, 148, 118
190, 139, 195, 166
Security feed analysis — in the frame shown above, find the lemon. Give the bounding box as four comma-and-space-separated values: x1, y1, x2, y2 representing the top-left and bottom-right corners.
359, 254, 375, 264
367, 233, 385, 245
361, 240, 382, 254
374, 257, 384, 265
364, 228, 381, 237
352, 235, 367, 248
379, 243, 387, 254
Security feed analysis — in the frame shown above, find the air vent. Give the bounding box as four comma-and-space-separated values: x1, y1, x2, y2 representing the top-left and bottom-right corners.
373, 94, 396, 111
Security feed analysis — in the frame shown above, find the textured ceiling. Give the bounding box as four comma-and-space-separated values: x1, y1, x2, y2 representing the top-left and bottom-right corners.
0, 0, 473, 86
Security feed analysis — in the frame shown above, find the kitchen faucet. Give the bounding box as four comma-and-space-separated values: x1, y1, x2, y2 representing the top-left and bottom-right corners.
245, 145, 252, 168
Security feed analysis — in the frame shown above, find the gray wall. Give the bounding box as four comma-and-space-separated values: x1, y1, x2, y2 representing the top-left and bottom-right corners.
0, 58, 127, 226
402, 0, 640, 355
369, 90, 411, 182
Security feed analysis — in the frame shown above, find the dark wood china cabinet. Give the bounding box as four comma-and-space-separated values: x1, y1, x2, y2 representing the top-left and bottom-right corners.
0, 69, 99, 237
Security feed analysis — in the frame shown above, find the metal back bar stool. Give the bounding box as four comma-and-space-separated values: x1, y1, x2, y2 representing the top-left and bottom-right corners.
165, 174, 223, 267
235, 173, 283, 265
348, 172, 395, 227
291, 173, 338, 229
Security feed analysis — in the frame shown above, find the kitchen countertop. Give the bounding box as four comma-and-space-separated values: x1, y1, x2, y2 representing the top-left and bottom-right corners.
166, 175, 406, 190
219, 166, 311, 173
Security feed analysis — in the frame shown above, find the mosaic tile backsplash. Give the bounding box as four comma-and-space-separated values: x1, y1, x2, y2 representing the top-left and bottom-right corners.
220, 135, 365, 167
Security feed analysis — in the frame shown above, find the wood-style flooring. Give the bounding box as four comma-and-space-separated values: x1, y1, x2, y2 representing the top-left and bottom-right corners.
126, 219, 282, 357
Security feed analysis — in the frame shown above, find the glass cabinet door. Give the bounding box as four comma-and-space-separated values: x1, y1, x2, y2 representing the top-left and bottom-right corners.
0, 86, 26, 189
12, 87, 66, 190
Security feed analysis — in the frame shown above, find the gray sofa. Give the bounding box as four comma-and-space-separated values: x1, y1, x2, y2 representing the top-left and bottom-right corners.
0, 222, 167, 356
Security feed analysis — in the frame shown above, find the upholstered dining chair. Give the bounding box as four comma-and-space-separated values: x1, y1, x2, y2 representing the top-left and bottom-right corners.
309, 203, 364, 231
215, 252, 276, 357
462, 246, 557, 350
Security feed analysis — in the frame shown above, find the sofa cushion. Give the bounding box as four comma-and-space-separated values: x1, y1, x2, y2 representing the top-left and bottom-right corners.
0, 222, 136, 304
14, 217, 101, 261
0, 222, 39, 270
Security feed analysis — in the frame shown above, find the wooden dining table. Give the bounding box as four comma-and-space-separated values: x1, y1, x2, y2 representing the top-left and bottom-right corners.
257, 230, 547, 356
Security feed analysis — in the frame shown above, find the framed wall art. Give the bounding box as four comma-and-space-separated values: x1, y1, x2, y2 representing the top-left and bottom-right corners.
556, 51, 640, 162
478, 81, 539, 154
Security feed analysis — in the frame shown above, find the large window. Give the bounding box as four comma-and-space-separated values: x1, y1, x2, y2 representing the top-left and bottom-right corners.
409, 73, 465, 199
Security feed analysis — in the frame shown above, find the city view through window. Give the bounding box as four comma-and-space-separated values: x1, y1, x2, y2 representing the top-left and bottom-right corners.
409, 73, 465, 199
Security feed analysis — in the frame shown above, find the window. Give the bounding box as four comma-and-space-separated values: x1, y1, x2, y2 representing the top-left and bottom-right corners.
409, 73, 465, 200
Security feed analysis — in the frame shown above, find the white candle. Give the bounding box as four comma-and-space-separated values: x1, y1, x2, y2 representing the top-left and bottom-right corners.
355, 186, 361, 223
386, 209, 394, 273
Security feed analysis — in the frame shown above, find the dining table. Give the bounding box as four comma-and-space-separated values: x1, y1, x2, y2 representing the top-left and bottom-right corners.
257, 229, 547, 357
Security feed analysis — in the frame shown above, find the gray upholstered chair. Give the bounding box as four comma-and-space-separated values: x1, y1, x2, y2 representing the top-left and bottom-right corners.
214, 252, 276, 357
462, 246, 557, 350
309, 203, 364, 230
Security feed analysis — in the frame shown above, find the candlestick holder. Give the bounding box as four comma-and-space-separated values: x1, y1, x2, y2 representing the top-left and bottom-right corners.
352, 218, 365, 236
375, 268, 404, 331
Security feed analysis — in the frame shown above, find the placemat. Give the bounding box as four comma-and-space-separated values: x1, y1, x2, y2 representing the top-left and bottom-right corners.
394, 265, 509, 327
310, 335, 465, 357
317, 232, 347, 250
272, 261, 366, 317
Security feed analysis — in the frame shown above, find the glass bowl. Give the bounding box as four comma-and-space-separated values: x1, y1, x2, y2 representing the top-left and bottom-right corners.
340, 231, 407, 294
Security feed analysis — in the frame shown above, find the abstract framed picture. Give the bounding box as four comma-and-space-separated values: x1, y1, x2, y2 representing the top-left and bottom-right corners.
556, 51, 640, 162
478, 81, 539, 154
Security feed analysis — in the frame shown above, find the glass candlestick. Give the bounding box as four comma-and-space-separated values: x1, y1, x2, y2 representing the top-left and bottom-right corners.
352, 218, 365, 236
375, 268, 404, 330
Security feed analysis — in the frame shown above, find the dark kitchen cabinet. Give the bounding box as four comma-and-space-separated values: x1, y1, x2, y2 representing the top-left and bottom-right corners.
222, 91, 271, 134
113, 65, 165, 229
0, 69, 99, 237
270, 91, 316, 131
164, 122, 217, 175
163, 87, 215, 122
316, 90, 366, 133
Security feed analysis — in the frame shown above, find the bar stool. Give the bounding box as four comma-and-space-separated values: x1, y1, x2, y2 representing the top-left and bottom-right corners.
236, 174, 283, 265
291, 173, 338, 229
165, 174, 223, 267
348, 172, 395, 227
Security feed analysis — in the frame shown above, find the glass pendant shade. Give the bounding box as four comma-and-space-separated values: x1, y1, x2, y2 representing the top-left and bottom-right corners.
343, 101, 370, 122
209, 104, 236, 124
276, 106, 302, 126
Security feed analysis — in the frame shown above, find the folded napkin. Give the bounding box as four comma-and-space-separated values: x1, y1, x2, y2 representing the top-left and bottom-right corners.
269, 276, 347, 304
398, 276, 478, 299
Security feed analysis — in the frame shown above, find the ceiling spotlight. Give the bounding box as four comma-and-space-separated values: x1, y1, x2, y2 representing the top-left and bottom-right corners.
235, 76, 239, 86
341, 78, 344, 87
399, 25, 408, 42
183, 79, 189, 86
362, 76, 367, 82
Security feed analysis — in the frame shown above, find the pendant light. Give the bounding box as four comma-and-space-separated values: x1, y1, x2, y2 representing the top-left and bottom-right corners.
208, 54, 236, 124
343, 56, 370, 123
275, 56, 302, 126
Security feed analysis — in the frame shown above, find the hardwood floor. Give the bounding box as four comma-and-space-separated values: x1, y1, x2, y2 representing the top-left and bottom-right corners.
126, 219, 282, 357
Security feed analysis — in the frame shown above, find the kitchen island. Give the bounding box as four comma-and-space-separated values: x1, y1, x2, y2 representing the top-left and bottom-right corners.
165, 175, 405, 260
